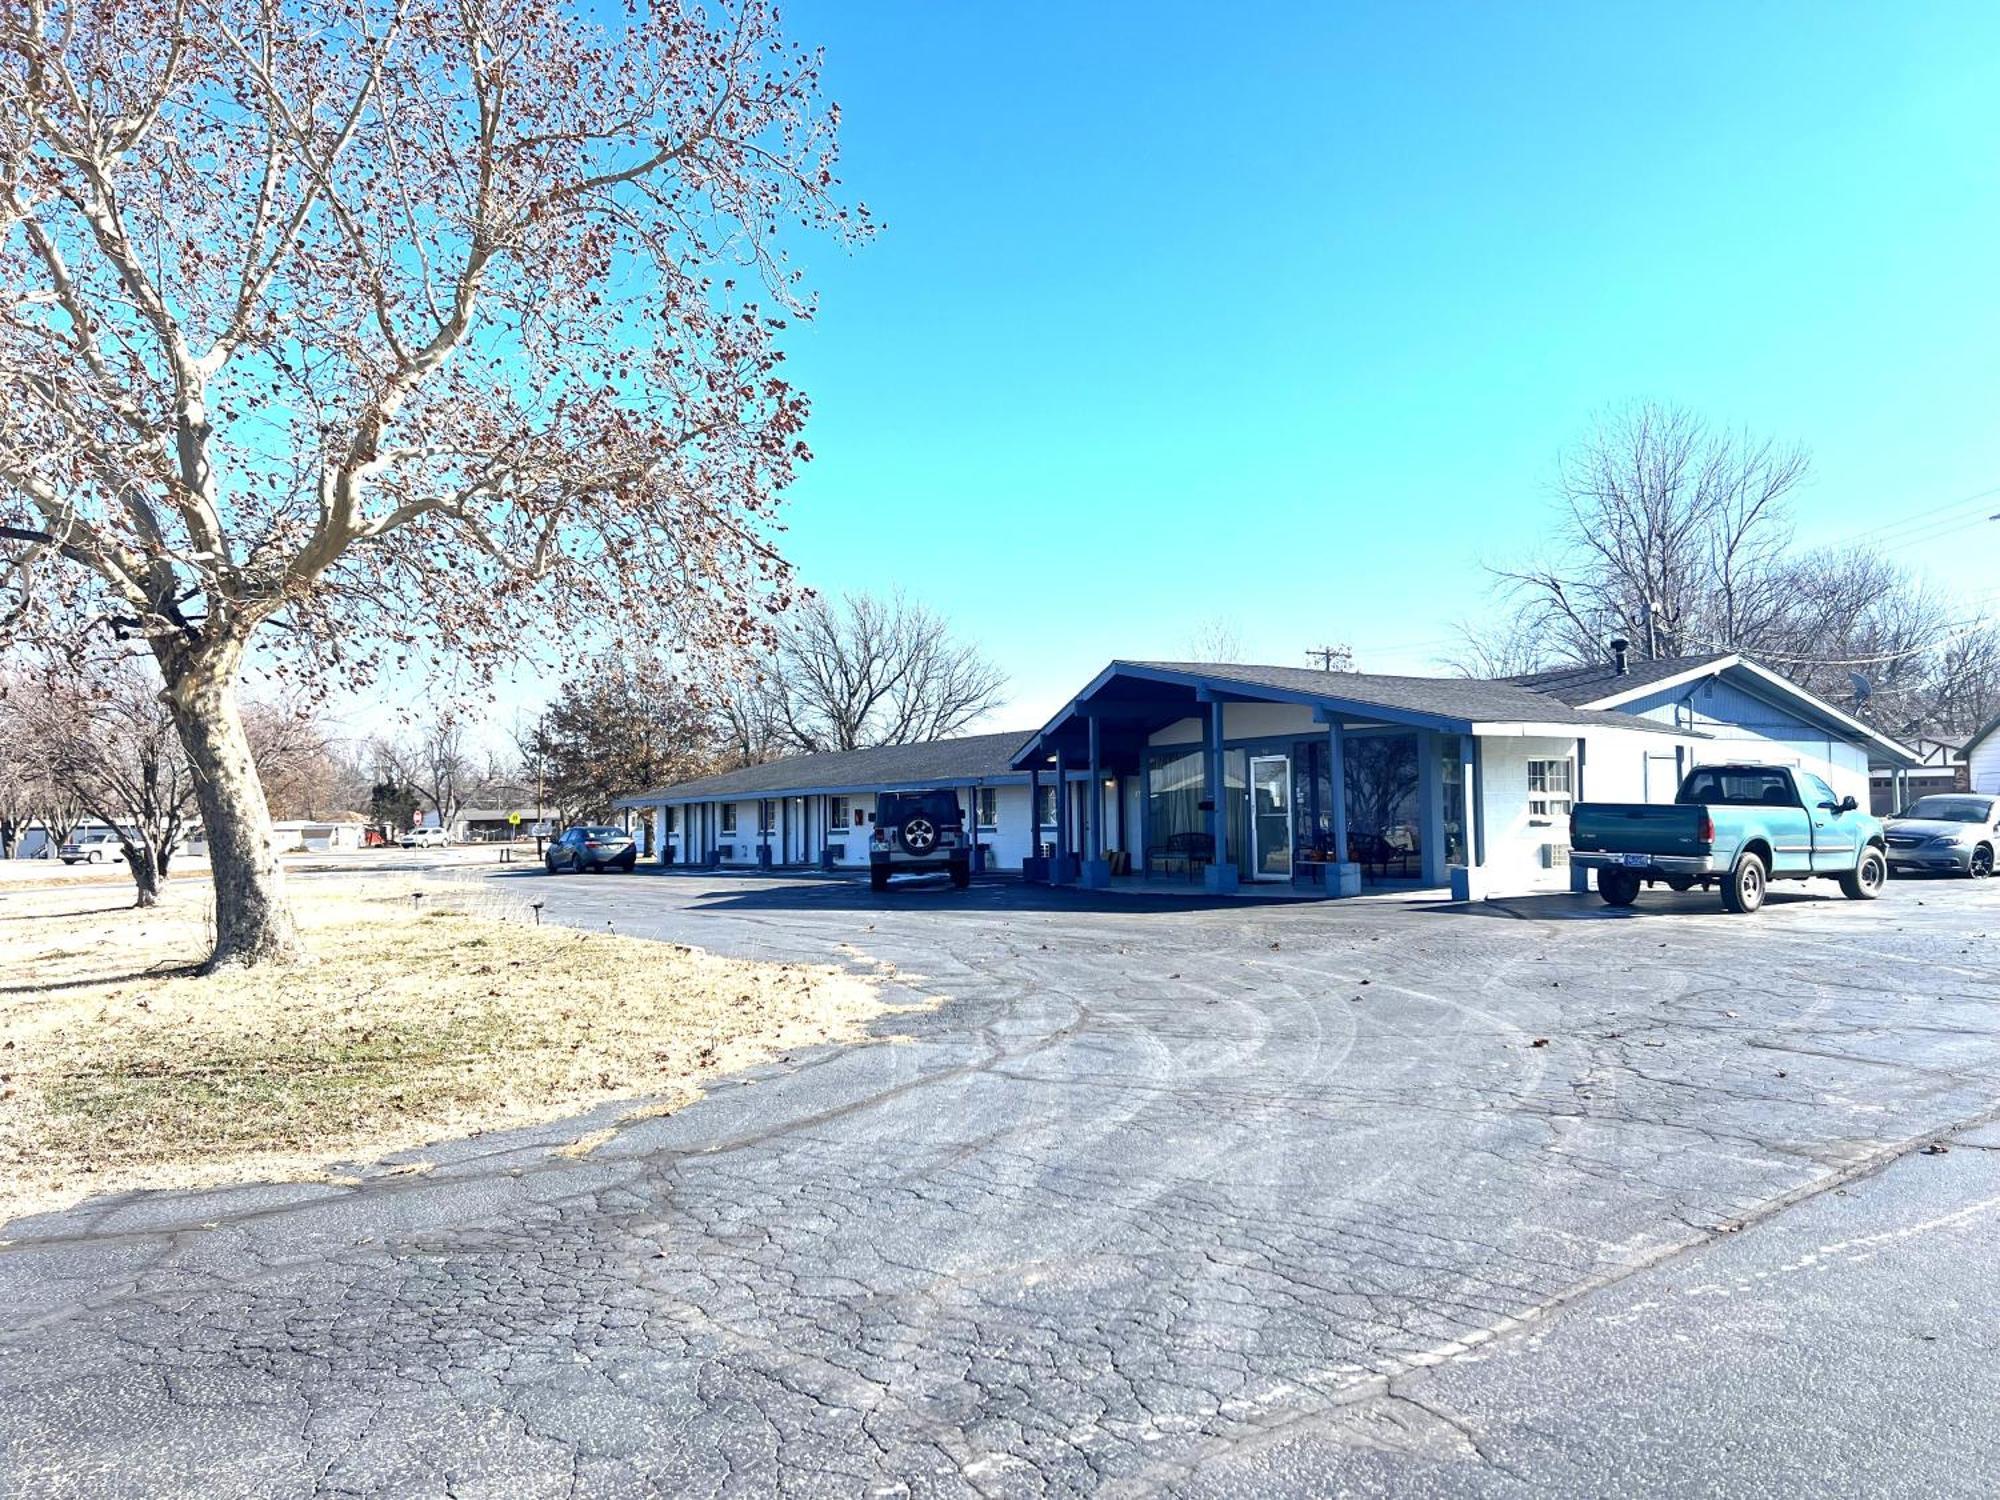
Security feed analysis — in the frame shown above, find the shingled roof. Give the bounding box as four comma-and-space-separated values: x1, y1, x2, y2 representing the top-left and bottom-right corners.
1507, 652, 1734, 707
614, 729, 1037, 806
1123, 661, 1693, 734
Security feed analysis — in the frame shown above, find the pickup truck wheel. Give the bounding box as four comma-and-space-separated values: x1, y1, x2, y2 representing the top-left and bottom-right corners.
1597, 868, 1641, 907
1840, 846, 1887, 901
1722, 854, 1767, 914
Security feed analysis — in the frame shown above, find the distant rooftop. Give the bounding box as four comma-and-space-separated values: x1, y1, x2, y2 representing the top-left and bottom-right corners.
615, 730, 1038, 805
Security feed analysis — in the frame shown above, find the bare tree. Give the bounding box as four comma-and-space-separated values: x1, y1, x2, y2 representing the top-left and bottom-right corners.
758, 591, 1007, 754
380, 721, 473, 832
717, 675, 784, 769
1464, 402, 1983, 735
31, 660, 200, 905
0, 0, 863, 966
1490, 403, 1811, 663
0, 670, 86, 855
1183, 616, 1243, 664
242, 700, 339, 819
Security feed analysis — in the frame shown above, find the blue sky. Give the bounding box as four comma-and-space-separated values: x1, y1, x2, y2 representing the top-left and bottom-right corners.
747, 0, 2000, 731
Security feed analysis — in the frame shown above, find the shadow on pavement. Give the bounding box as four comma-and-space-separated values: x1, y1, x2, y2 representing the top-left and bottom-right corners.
490, 863, 1319, 916
1428, 888, 1828, 921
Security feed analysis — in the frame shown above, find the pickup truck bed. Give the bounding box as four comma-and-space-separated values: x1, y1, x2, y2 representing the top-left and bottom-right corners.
1570, 764, 1887, 914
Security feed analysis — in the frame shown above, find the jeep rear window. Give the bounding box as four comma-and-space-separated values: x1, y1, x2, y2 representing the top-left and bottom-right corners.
879, 792, 961, 822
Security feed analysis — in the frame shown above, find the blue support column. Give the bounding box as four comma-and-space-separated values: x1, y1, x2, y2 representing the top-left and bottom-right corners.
1419, 732, 1445, 886
1052, 754, 1077, 884
1323, 716, 1358, 896
1082, 718, 1110, 888
1451, 735, 1484, 901
1571, 736, 1592, 893
759, 799, 773, 868
1024, 765, 1047, 881
1203, 698, 1239, 893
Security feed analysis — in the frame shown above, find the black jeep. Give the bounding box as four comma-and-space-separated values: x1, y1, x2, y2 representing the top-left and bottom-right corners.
870, 789, 972, 891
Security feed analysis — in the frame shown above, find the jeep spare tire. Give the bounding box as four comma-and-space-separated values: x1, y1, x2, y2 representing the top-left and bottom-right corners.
899, 815, 937, 854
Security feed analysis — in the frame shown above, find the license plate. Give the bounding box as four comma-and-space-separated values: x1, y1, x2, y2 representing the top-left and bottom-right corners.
1618, 853, 1652, 867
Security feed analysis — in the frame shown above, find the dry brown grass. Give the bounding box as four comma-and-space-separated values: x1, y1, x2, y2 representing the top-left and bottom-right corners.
0, 877, 911, 1225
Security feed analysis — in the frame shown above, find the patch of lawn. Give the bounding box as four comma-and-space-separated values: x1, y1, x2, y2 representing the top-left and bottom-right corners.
1, 884, 909, 1223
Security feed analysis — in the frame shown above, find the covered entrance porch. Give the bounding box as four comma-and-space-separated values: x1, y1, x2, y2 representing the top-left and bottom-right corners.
1010, 662, 1491, 898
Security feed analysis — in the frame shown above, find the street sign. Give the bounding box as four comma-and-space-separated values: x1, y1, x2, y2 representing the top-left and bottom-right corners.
508, 811, 521, 826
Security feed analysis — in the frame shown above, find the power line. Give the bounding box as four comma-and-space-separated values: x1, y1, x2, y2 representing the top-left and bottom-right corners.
1829, 482, 2000, 549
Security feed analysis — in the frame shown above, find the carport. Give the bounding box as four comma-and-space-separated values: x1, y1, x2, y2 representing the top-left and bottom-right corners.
1011, 660, 1700, 899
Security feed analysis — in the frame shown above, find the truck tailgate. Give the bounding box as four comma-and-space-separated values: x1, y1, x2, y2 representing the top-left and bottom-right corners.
1570, 803, 1708, 858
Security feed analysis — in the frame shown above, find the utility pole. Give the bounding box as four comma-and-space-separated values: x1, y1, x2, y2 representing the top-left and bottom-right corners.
1307, 643, 1354, 673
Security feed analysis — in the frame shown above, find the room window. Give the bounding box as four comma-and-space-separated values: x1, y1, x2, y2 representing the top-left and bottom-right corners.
828, 796, 849, 827
759, 802, 775, 835
720, 803, 737, 834
1037, 785, 1057, 828
977, 788, 999, 828
1527, 759, 1574, 820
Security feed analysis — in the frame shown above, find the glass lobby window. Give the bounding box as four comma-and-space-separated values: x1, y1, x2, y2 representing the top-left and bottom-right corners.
1439, 734, 1467, 867
1344, 733, 1422, 881
1146, 748, 1205, 868
1527, 758, 1573, 820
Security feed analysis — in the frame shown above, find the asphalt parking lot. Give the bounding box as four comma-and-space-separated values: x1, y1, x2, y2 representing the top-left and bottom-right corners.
6, 869, 2000, 1497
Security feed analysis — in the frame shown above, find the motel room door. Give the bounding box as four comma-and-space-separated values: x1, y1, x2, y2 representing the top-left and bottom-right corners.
1248, 754, 1293, 881
1644, 753, 1680, 802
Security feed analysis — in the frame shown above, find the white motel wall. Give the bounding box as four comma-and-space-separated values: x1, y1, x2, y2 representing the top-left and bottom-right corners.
649, 785, 1041, 872
614, 654, 1916, 900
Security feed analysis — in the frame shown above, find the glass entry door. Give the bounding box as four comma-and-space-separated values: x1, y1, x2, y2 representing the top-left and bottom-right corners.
1249, 754, 1293, 881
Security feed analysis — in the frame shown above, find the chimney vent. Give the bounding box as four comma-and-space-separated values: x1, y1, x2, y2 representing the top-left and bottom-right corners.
1609, 637, 1630, 676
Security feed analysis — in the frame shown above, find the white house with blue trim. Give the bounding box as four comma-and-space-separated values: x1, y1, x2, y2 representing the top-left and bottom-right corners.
614, 645, 1919, 900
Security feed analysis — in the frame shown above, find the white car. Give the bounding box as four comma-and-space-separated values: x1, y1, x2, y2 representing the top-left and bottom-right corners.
60, 828, 129, 864
398, 826, 451, 849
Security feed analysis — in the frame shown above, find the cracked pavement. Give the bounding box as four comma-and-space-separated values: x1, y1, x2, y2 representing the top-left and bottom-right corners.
5, 871, 2000, 1497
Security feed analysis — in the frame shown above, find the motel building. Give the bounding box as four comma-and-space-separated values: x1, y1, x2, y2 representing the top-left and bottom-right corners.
615, 648, 1919, 900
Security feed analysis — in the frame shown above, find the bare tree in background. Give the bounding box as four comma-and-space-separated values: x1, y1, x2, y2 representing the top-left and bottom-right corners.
1183, 617, 1243, 664
30, 661, 200, 905
717, 676, 784, 768
1461, 401, 1991, 735
1490, 403, 1811, 661
0, 0, 864, 966
758, 592, 1007, 754
0, 670, 86, 855
380, 722, 474, 832
242, 701, 339, 820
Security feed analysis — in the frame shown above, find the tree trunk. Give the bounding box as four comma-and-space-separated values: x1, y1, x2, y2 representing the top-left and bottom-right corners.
161, 646, 303, 968
127, 839, 163, 908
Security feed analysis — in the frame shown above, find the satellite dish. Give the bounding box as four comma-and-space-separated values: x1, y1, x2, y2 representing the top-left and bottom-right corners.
1849, 672, 1872, 705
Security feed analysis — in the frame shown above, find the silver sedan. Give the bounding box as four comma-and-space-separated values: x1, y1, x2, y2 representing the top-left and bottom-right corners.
1884, 793, 2000, 877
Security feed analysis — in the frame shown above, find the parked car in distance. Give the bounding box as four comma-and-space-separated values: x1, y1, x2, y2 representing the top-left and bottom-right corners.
59, 827, 128, 864
1885, 793, 2000, 878
870, 789, 971, 891
544, 825, 636, 874
1570, 763, 1888, 914
398, 826, 451, 849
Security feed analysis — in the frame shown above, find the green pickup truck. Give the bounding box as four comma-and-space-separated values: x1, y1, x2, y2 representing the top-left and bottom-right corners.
1570, 763, 1889, 914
